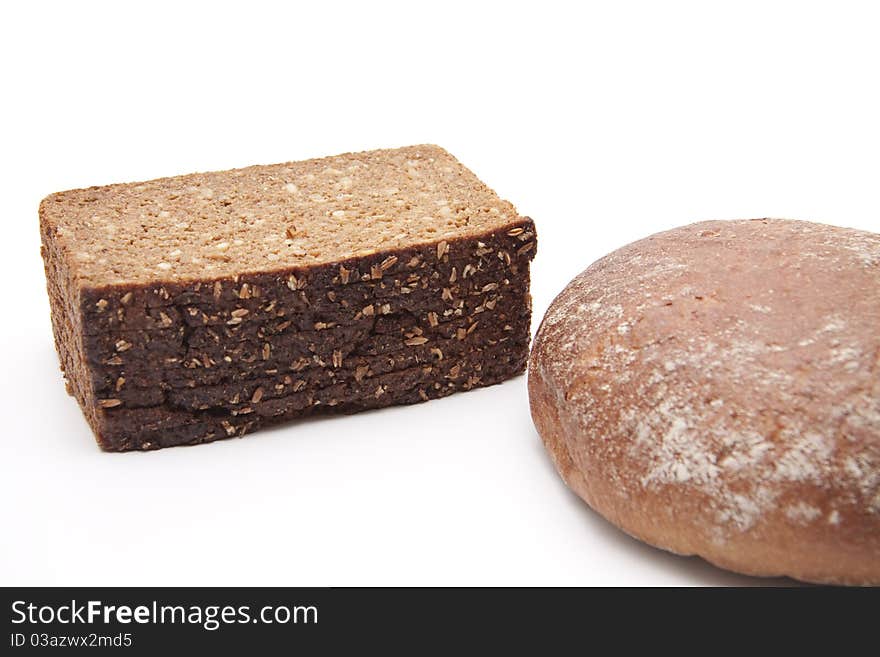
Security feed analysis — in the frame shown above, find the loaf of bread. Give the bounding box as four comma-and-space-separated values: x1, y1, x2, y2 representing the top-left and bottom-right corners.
529, 219, 879, 585
41, 145, 537, 450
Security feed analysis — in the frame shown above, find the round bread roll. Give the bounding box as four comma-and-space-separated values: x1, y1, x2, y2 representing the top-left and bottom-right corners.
529, 219, 880, 585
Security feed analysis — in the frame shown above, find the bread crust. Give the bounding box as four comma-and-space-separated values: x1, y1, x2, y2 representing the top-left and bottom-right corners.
529, 219, 880, 585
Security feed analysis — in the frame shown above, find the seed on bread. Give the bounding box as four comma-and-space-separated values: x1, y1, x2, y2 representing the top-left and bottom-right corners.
40, 145, 537, 451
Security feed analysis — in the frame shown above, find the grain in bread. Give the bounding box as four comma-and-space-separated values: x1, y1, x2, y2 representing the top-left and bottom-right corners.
41, 145, 536, 450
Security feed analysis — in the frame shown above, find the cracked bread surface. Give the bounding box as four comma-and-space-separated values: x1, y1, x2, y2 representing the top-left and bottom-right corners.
40, 145, 537, 451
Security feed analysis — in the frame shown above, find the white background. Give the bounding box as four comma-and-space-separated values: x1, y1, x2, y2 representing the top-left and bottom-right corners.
1, 1, 878, 586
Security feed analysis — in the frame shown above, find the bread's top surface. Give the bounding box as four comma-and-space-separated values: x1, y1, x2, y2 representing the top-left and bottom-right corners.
41, 145, 523, 287
529, 218, 880, 581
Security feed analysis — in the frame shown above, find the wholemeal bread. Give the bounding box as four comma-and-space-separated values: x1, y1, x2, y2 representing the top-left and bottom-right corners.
41, 145, 537, 450
529, 219, 879, 585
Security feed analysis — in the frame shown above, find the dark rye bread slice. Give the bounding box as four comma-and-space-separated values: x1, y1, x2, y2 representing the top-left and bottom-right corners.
90, 303, 530, 398
50, 237, 530, 393
96, 318, 529, 409
99, 351, 526, 451
75, 256, 528, 367
55, 259, 531, 407
40, 145, 537, 450
83, 274, 530, 389
46, 262, 529, 400
91, 328, 527, 432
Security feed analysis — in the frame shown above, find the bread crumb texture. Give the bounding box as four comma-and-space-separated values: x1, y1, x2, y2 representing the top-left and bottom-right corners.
530, 218, 880, 584
40, 145, 536, 452
40, 145, 520, 287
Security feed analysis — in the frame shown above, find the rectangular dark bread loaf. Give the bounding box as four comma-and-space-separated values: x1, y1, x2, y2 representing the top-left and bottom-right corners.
40, 145, 537, 451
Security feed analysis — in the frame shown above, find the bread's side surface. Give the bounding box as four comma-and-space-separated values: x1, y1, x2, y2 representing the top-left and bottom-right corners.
40, 206, 103, 441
